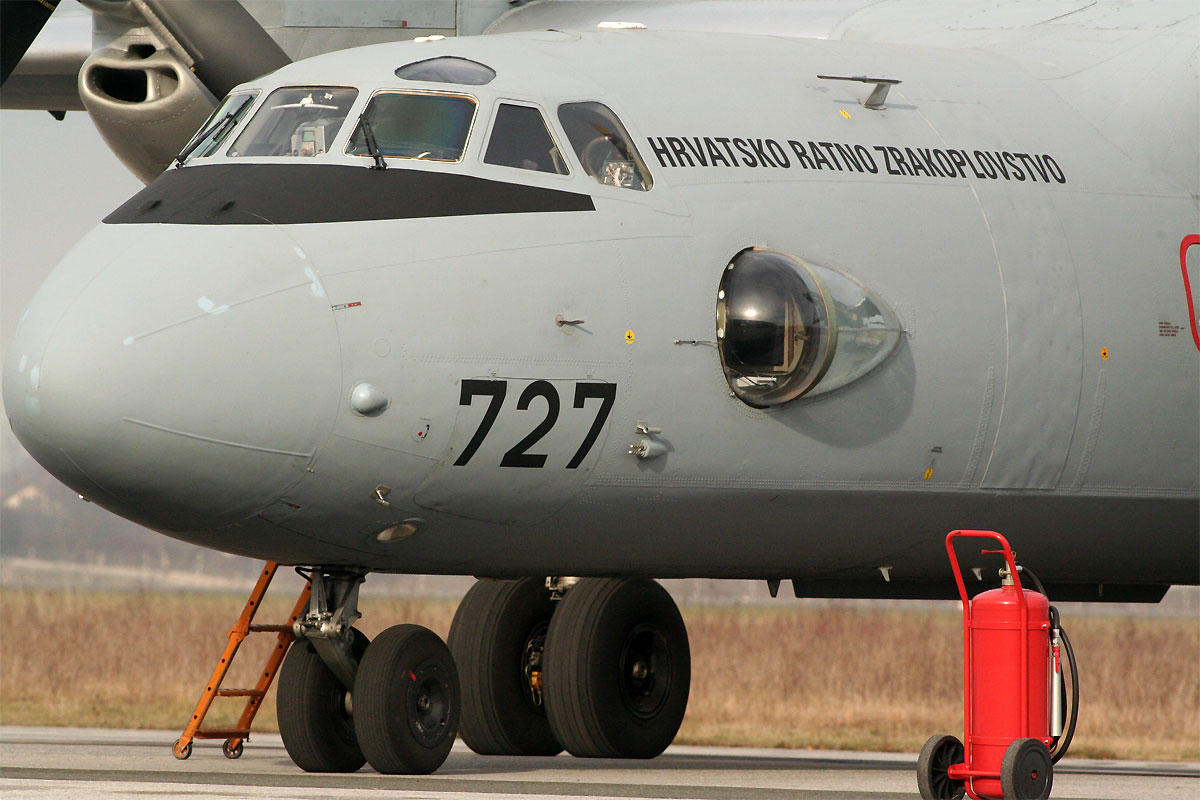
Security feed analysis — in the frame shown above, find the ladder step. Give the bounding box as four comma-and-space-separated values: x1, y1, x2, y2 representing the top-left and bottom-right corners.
215, 689, 266, 698
193, 729, 250, 740
248, 624, 293, 633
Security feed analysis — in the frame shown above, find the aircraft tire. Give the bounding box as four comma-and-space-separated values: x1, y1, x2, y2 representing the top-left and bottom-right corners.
353, 624, 459, 774
543, 577, 689, 758
276, 627, 369, 773
447, 578, 563, 756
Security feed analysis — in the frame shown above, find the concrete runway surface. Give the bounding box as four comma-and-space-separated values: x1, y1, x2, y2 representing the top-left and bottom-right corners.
1, 727, 1196, 799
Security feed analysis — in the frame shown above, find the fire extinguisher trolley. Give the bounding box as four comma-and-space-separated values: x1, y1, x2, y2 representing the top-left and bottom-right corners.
918, 530, 1077, 800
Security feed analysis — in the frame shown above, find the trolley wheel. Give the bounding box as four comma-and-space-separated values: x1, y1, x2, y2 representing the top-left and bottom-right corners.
172, 738, 192, 760
353, 624, 460, 774
448, 577, 562, 756
222, 738, 244, 759
543, 578, 690, 759
1001, 738, 1053, 800
277, 627, 370, 772
916, 734, 965, 800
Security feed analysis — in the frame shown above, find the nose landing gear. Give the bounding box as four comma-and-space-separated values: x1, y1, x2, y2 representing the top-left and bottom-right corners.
353, 624, 460, 774
279, 571, 690, 775
277, 626, 370, 772
278, 569, 461, 775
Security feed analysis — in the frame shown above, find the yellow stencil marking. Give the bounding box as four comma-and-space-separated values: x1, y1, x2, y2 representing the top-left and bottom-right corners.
1101, 347, 1109, 361
839, 109, 852, 120
625, 329, 636, 344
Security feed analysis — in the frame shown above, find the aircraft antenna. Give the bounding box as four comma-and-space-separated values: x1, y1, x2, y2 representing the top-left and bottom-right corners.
816, 75, 902, 110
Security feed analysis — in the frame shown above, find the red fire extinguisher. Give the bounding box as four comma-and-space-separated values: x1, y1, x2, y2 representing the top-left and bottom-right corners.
918, 530, 1078, 800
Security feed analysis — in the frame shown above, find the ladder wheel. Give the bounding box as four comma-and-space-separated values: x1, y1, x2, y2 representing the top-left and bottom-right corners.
172, 739, 192, 760
278, 627, 370, 772
222, 739, 244, 759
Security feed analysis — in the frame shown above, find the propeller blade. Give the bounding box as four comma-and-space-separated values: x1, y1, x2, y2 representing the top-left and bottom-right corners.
1, 0, 61, 86
140, 0, 290, 98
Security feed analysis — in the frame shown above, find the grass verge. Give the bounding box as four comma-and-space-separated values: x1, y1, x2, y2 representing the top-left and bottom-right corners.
1, 585, 1195, 761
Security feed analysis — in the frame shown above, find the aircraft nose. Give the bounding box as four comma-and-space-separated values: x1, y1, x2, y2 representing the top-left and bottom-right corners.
3, 223, 341, 532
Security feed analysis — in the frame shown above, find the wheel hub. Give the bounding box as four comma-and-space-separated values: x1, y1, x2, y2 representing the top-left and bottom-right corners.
521, 620, 550, 712
406, 659, 451, 744
618, 623, 671, 719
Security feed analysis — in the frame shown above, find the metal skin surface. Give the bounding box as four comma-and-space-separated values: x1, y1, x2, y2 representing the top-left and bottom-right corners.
4, 3, 1198, 597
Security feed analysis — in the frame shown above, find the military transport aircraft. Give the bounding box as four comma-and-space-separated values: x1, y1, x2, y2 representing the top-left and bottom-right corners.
2, 0, 1197, 780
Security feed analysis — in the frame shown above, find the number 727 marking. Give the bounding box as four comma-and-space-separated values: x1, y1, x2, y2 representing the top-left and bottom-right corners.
452, 380, 617, 469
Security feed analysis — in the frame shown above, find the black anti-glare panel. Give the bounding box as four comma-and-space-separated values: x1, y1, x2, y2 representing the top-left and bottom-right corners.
104, 164, 595, 225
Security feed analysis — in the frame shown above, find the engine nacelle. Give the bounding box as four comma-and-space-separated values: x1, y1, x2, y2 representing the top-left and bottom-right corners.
76, 0, 291, 184
79, 33, 215, 184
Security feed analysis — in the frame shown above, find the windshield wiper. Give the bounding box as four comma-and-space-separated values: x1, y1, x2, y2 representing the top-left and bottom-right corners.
359, 116, 388, 170
174, 112, 236, 168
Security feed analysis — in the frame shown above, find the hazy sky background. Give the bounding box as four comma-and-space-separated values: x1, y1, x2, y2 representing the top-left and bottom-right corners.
1, 110, 144, 468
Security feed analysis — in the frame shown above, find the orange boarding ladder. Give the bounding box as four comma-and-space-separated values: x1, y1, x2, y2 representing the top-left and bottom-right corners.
173, 562, 312, 759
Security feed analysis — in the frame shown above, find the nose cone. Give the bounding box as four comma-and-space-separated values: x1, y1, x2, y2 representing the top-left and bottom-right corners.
4, 223, 340, 532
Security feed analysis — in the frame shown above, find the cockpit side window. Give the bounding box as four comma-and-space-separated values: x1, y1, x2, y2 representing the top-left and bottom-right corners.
557, 102, 652, 191
484, 103, 568, 175
346, 91, 476, 162
228, 87, 358, 158
181, 90, 259, 161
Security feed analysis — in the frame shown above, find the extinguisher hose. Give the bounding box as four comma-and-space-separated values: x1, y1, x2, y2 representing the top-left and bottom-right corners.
1050, 610, 1079, 764
1020, 566, 1079, 763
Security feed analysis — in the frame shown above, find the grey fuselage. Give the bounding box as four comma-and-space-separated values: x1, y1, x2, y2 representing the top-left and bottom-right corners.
5, 7, 1198, 600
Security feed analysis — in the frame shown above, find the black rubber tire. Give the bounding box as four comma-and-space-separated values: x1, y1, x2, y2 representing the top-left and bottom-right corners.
353, 624, 460, 774
1000, 738, 1053, 799
543, 578, 690, 759
448, 578, 562, 756
916, 734, 965, 800
277, 628, 369, 773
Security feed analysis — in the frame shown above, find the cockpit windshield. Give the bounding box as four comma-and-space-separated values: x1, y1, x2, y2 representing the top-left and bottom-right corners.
228, 86, 358, 158
346, 91, 476, 162
179, 91, 258, 161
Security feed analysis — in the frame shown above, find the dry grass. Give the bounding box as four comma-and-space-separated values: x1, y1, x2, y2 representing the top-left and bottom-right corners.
0, 584, 1195, 761
678, 606, 1199, 761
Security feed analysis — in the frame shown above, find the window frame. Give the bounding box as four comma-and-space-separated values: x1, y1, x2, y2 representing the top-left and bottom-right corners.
343, 88, 480, 166
225, 85, 360, 159
555, 99, 654, 192
180, 89, 261, 162
480, 99, 572, 179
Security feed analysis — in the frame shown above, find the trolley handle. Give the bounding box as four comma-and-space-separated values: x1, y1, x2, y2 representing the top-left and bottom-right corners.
944, 530, 1026, 617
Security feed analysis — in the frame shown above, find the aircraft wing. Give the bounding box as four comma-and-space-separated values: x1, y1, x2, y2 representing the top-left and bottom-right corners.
0, 1, 88, 111
0, 0, 514, 181
0, 0, 512, 112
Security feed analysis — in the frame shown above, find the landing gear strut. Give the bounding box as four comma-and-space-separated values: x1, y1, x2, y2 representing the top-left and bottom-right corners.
277, 626, 370, 772
278, 568, 461, 775
278, 569, 369, 773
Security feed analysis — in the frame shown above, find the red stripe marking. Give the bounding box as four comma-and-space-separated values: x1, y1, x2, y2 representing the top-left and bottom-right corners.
1181, 235, 1200, 352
